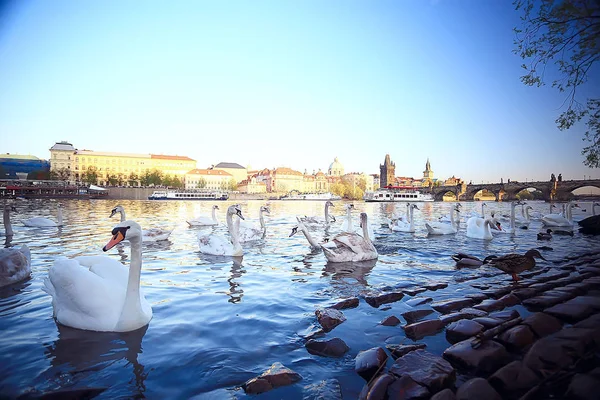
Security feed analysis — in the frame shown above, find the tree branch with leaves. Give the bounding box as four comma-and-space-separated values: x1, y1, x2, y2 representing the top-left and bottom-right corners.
514, 0, 600, 167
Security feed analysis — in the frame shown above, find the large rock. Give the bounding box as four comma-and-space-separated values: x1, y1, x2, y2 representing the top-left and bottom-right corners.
473, 299, 505, 312
471, 317, 503, 329
440, 308, 487, 324
330, 298, 359, 310
402, 309, 434, 324
488, 361, 541, 396
303, 379, 342, 400
425, 282, 448, 291
443, 339, 510, 373
405, 297, 432, 307
496, 324, 536, 350
455, 378, 501, 400
445, 319, 484, 344
521, 312, 562, 338
511, 287, 538, 300
355, 347, 388, 382
431, 298, 476, 314
358, 373, 395, 400
564, 372, 600, 400
365, 292, 405, 308
544, 302, 594, 322
386, 343, 427, 360
523, 336, 575, 377
381, 315, 401, 326
489, 309, 520, 321
403, 319, 445, 340
430, 388, 456, 400
390, 350, 456, 393
386, 375, 430, 399
305, 337, 349, 357
243, 362, 302, 394
315, 308, 346, 332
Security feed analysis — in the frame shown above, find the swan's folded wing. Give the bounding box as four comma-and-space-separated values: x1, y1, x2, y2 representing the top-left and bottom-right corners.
46, 257, 123, 330
74, 255, 128, 285
332, 233, 364, 254
0, 248, 31, 285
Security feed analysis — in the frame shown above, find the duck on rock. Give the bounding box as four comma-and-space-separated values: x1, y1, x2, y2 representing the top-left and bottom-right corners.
488, 249, 546, 282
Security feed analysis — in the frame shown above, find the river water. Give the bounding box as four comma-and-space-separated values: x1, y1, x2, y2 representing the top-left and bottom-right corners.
0, 199, 597, 399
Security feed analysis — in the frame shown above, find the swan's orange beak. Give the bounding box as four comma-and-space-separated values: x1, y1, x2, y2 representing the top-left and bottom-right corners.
103, 230, 125, 251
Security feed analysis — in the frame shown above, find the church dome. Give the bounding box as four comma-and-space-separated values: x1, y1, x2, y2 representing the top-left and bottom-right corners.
328, 157, 344, 176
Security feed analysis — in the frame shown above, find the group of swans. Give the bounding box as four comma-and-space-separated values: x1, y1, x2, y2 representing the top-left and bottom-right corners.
23, 203, 64, 228
300, 200, 336, 227
389, 204, 419, 233
290, 212, 378, 262
425, 204, 460, 235
187, 205, 220, 227
198, 204, 246, 256
1, 204, 31, 288
110, 205, 173, 242
542, 202, 577, 227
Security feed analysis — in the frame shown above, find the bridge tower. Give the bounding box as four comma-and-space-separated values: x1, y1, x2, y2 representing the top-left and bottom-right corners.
380, 154, 395, 188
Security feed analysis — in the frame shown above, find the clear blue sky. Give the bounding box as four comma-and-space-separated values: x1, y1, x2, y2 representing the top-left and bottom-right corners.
1, 0, 598, 183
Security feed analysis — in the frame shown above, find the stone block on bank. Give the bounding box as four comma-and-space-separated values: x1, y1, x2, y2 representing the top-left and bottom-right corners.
381, 315, 401, 326
386, 343, 427, 360
387, 375, 430, 399
355, 347, 388, 382
455, 377, 501, 400
521, 312, 563, 338
430, 388, 456, 400
488, 360, 541, 396
431, 298, 476, 314
305, 337, 349, 357
495, 324, 536, 350
243, 362, 302, 394
365, 292, 405, 308
402, 309, 434, 324
315, 308, 346, 332
564, 372, 600, 400
330, 298, 359, 310
403, 319, 445, 340
445, 319, 484, 344
405, 297, 432, 307
443, 338, 510, 374
389, 350, 456, 393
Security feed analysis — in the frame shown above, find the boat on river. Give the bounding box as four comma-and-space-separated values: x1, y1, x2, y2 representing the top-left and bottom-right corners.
363, 186, 434, 202
148, 190, 229, 201
279, 191, 341, 201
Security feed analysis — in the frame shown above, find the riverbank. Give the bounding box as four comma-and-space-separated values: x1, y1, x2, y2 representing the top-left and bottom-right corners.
252, 249, 600, 399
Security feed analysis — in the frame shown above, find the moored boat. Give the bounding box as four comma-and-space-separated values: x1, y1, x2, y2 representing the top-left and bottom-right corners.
148, 190, 229, 201
279, 192, 341, 201
364, 187, 434, 202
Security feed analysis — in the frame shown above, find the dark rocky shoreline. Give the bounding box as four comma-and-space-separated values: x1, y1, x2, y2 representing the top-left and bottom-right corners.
241, 250, 600, 399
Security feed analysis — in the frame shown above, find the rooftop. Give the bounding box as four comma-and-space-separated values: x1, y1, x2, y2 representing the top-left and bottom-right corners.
214, 162, 245, 169
50, 142, 76, 151
0, 154, 42, 161
151, 154, 196, 161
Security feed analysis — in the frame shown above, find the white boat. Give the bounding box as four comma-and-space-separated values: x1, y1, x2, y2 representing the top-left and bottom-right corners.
363, 187, 434, 202
148, 190, 229, 201
280, 192, 341, 201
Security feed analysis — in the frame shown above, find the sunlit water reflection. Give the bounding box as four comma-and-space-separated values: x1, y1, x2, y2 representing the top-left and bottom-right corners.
0, 199, 597, 398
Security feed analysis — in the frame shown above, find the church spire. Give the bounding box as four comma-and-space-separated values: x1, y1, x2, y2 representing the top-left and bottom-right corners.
425, 158, 431, 171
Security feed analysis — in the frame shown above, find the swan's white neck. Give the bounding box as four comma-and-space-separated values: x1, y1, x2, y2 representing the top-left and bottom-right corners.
450, 206, 457, 229
119, 209, 126, 222
300, 223, 320, 248
116, 235, 143, 331
258, 209, 266, 230
361, 216, 372, 245
3, 207, 13, 237
324, 203, 331, 224
57, 207, 63, 226
409, 206, 415, 230
212, 207, 218, 223
510, 202, 517, 231
227, 211, 242, 252
481, 203, 486, 217
345, 207, 354, 232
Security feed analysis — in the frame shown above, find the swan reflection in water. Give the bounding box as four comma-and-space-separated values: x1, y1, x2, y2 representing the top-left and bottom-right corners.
227, 258, 245, 304
323, 258, 377, 295
42, 324, 149, 398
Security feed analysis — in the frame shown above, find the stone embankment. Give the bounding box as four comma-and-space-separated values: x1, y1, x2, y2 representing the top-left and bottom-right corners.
241, 250, 600, 399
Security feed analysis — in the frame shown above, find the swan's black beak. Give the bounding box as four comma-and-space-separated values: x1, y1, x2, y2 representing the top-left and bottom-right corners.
331, 216, 336, 222
289, 227, 298, 237
109, 209, 117, 218
103, 227, 129, 251
236, 209, 245, 220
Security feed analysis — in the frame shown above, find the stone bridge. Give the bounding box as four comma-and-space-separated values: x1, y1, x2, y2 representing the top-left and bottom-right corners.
430, 179, 600, 202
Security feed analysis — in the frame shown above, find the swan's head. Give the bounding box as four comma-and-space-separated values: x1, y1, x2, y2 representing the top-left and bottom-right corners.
213, 205, 219, 210
326, 201, 335, 208
260, 206, 271, 215
228, 205, 244, 220
3, 204, 16, 212
103, 220, 142, 251
289, 226, 299, 237
109, 205, 124, 218
412, 204, 419, 210
346, 204, 355, 211
358, 212, 368, 227
525, 249, 546, 260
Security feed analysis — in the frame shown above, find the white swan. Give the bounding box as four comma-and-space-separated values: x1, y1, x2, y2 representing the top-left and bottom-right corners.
110, 205, 172, 242
300, 201, 336, 226
438, 203, 462, 223
321, 212, 378, 262
515, 204, 533, 227
187, 205, 220, 227
340, 204, 355, 233
289, 216, 334, 250
1, 205, 31, 287
237, 205, 270, 242
493, 201, 525, 235
467, 202, 487, 219
466, 216, 498, 240
23, 203, 63, 228
390, 204, 419, 233
425, 204, 460, 235
542, 202, 577, 227
42, 220, 152, 332
198, 204, 245, 256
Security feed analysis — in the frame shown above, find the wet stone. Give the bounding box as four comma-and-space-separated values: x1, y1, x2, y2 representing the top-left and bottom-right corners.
471, 317, 503, 329
564, 372, 600, 400
381, 315, 401, 326
523, 293, 570, 309
365, 292, 405, 308
303, 379, 342, 400
470, 283, 489, 290
521, 312, 563, 338
389, 350, 456, 393
584, 276, 600, 288
443, 338, 510, 373
535, 271, 570, 283
455, 377, 501, 400
511, 287, 538, 300
495, 324, 536, 350
243, 362, 302, 394
358, 373, 395, 400
387, 375, 430, 400
403, 287, 427, 296
489, 309, 520, 321
528, 282, 555, 292
544, 302, 594, 322
574, 313, 600, 330
523, 336, 575, 377
403, 319, 446, 340
552, 327, 597, 358
488, 360, 541, 397
355, 347, 388, 382
431, 298, 476, 314
473, 299, 505, 313
440, 311, 474, 325
386, 343, 427, 360
465, 293, 488, 302
330, 298, 359, 310
405, 297, 432, 307
402, 309, 434, 324
445, 319, 484, 344
482, 286, 512, 299
430, 388, 456, 400
425, 282, 448, 291
305, 337, 349, 357
315, 308, 346, 332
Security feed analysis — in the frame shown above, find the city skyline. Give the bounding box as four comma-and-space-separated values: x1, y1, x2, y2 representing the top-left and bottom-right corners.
1, 1, 598, 183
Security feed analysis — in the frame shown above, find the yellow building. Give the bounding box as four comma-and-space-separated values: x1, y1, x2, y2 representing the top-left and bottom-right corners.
342, 173, 374, 192
213, 162, 247, 184
184, 169, 233, 190
238, 177, 267, 194
49, 141, 196, 185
